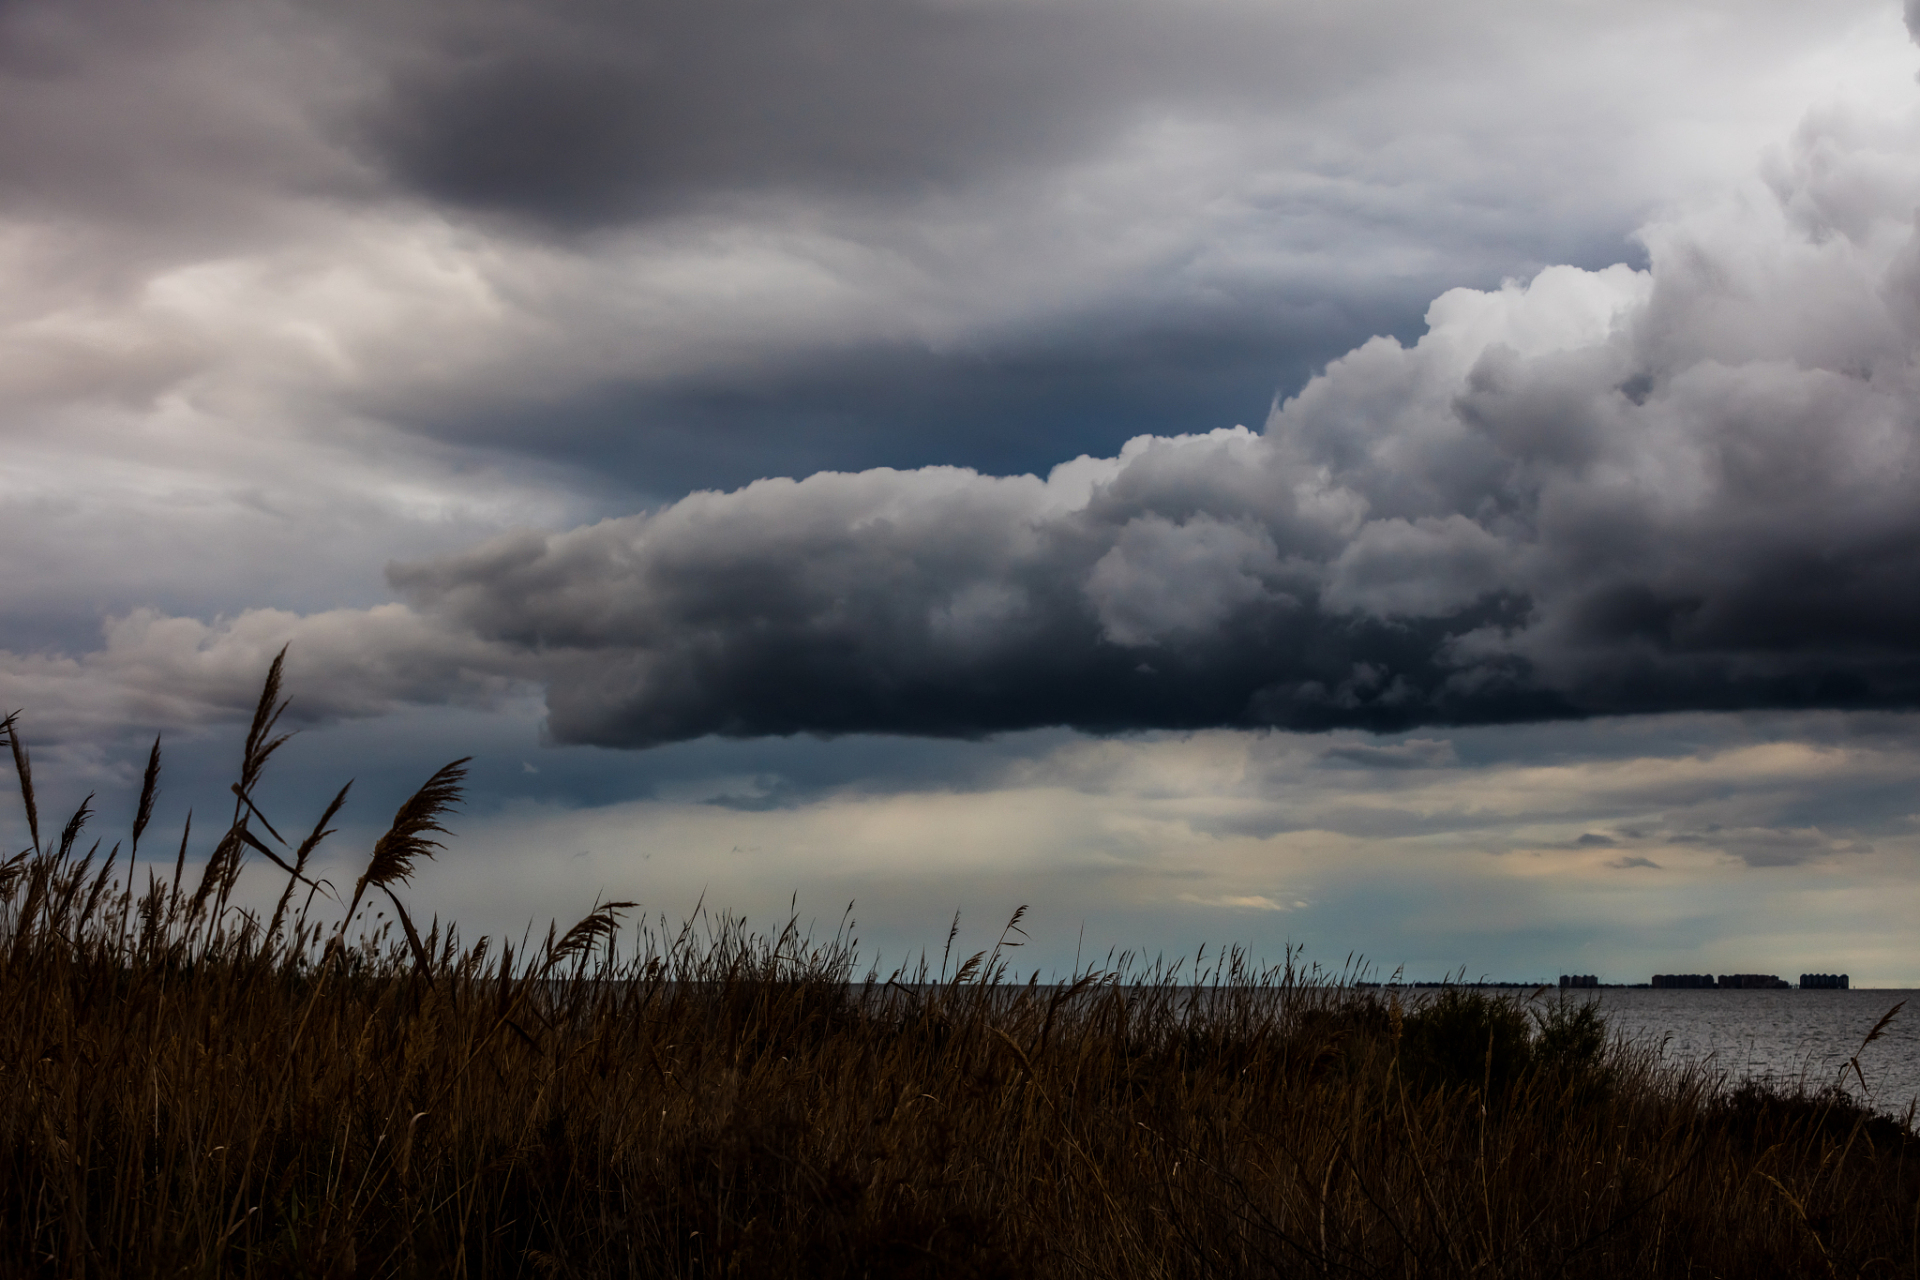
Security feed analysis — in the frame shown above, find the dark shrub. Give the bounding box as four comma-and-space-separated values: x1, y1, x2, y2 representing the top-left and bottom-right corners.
1400, 987, 1534, 1097
1533, 996, 1607, 1077
1712, 1077, 1912, 1149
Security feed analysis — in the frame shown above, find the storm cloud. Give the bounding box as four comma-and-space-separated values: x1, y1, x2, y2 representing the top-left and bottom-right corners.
340, 102, 1920, 747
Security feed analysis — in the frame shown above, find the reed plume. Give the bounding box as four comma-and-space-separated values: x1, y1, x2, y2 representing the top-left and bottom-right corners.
335, 756, 469, 979
130, 734, 160, 857
546, 898, 638, 972
2, 709, 39, 853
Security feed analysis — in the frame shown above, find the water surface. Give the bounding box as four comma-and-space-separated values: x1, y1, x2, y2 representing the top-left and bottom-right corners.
1566, 988, 1920, 1114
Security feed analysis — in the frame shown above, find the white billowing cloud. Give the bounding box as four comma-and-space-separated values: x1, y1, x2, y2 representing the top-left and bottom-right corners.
1321, 515, 1509, 619
1086, 514, 1286, 646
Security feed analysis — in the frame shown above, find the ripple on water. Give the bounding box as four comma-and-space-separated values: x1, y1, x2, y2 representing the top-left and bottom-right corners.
1565, 988, 1920, 1114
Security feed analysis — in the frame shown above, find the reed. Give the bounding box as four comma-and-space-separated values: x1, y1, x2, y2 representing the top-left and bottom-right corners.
2, 667, 1917, 1278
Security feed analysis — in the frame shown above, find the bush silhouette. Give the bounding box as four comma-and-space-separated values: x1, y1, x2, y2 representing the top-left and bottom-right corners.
1400, 987, 1535, 1096
1534, 996, 1608, 1075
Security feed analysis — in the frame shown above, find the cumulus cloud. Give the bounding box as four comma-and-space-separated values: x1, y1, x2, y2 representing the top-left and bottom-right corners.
278, 95, 1908, 748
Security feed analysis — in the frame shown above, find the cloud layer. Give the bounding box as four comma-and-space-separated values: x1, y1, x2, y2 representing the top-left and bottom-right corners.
4, 0, 1919, 753
2, 0, 1896, 497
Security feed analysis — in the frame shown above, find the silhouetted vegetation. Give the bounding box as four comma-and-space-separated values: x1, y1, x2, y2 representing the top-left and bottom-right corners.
3, 660, 1917, 1277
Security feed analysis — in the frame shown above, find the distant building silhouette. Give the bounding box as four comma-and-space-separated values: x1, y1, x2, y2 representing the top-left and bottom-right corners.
1652, 973, 1820, 989
1651, 974, 1715, 988
1558, 974, 1598, 989
1716, 974, 1790, 989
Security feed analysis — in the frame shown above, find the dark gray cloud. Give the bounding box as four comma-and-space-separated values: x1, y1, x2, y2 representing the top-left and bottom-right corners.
346, 0, 1436, 230
0, 0, 369, 247
387, 456, 1558, 746
1319, 739, 1458, 770
397, 295, 1426, 497
376, 111, 1920, 747
1675, 827, 1873, 869
354, 0, 1122, 227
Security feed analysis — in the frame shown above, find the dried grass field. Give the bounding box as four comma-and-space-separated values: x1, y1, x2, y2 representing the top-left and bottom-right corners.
4, 659, 1918, 1278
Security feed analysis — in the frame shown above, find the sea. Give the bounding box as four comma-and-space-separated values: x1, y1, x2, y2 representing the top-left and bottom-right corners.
1558, 988, 1920, 1115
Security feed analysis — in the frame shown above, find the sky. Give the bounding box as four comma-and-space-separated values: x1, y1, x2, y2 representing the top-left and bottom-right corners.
8, 0, 1920, 982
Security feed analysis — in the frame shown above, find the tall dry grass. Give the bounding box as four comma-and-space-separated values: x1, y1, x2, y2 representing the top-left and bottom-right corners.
3, 659, 1918, 1278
